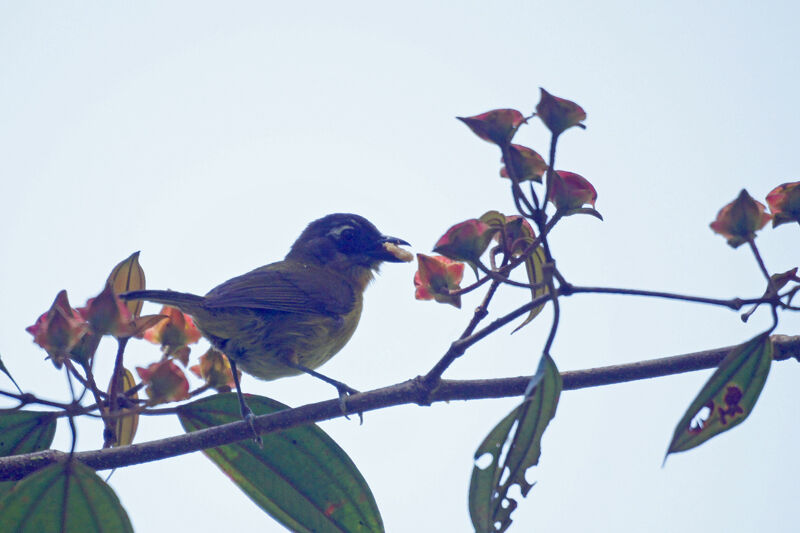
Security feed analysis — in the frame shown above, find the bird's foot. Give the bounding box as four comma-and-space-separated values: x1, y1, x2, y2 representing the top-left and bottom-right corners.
288, 361, 365, 423
242, 406, 263, 447
334, 383, 364, 424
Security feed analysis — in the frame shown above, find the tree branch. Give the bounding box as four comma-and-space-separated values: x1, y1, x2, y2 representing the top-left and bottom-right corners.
0, 334, 797, 481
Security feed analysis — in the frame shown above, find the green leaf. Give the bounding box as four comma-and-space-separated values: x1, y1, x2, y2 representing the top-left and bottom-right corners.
469, 355, 562, 533
178, 394, 384, 533
108, 368, 139, 447
512, 245, 548, 333
0, 460, 133, 532
0, 353, 22, 393
666, 333, 773, 457
107, 251, 146, 317
479, 210, 508, 228
478, 211, 549, 333
0, 481, 15, 501
0, 411, 57, 457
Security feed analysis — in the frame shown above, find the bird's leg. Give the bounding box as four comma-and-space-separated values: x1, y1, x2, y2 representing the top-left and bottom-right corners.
287, 362, 362, 421
228, 357, 262, 446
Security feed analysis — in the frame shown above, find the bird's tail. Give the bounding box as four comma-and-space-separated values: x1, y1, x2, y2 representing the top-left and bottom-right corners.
119, 290, 205, 315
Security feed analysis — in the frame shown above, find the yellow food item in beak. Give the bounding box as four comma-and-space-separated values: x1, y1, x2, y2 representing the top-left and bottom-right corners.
383, 241, 413, 262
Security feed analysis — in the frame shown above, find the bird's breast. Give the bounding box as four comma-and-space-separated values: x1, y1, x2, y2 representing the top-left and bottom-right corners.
196, 300, 364, 381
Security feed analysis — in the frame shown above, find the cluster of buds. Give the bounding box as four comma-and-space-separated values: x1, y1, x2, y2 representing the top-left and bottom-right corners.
417, 89, 596, 310
710, 182, 800, 248
457, 89, 597, 217
24, 253, 235, 408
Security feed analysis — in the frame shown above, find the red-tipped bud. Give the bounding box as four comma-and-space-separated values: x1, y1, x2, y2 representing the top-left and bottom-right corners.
500, 144, 547, 183
26, 291, 88, 367
548, 171, 597, 211
413, 254, 465, 308
190, 348, 238, 392
710, 189, 771, 248
765, 181, 800, 227
536, 88, 586, 136
79, 283, 135, 338
433, 219, 495, 264
496, 216, 536, 257
142, 305, 202, 362
136, 360, 190, 404
457, 109, 525, 146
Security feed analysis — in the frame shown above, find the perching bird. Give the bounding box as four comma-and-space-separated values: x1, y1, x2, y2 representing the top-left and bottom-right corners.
121, 213, 412, 438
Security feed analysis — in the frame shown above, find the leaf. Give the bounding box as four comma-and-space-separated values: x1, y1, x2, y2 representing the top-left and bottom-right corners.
108, 368, 139, 447
0, 352, 22, 393
0, 481, 15, 502
0, 460, 133, 532
0, 411, 57, 457
469, 355, 562, 533
479, 210, 508, 228
178, 394, 384, 533
479, 210, 550, 332
666, 333, 773, 457
512, 245, 549, 333
108, 251, 146, 317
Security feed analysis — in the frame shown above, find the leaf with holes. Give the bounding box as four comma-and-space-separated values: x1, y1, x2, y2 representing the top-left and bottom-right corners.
178, 394, 383, 533
0, 460, 133, 532
469, 355, 561, 533
0, 411, 57, 457
666, 333, 773, 457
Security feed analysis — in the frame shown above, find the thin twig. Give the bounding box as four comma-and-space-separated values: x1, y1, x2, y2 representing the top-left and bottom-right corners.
748, 238, 773, 288
564, 285, 758, 309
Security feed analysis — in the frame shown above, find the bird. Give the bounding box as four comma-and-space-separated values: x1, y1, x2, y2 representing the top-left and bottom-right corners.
120, 213, 412, 440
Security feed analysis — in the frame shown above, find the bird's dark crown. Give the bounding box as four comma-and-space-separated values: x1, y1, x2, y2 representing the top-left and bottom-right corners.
286, 213, 395, 267
297, 213, 383, 254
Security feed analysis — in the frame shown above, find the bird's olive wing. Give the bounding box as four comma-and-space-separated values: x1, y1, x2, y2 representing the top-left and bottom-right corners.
203, 266, 355, 316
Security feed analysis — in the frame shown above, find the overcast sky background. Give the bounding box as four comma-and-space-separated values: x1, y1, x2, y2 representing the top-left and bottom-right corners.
1, 2, 799, 532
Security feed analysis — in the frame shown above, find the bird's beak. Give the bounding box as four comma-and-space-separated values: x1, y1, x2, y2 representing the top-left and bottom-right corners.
373, 235, 413, 263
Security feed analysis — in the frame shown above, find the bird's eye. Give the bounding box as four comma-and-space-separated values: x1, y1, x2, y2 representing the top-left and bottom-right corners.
340, 228, 356, 241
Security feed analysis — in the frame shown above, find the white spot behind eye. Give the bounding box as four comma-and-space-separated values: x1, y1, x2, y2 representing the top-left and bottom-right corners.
326, 224, 355, 239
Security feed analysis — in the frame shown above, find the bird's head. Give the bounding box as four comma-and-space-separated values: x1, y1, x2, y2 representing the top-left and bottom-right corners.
287, 214, 412, 278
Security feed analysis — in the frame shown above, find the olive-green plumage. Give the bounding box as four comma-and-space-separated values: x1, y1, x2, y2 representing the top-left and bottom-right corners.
121, 213, 410, 397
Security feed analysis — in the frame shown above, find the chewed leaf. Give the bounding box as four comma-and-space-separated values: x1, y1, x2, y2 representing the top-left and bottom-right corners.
469, 355, 561, 533
666, 333, 773, 458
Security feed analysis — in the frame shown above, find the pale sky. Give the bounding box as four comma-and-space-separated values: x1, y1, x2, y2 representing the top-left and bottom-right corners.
1, 2, 799, 532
